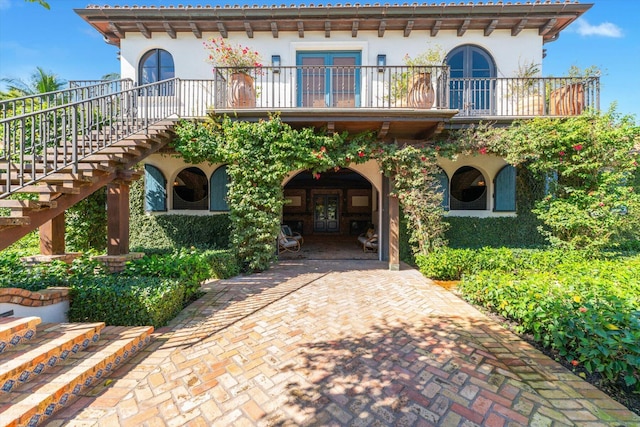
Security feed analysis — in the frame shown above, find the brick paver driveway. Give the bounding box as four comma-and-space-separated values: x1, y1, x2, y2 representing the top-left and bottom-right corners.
50, 260, 640, 426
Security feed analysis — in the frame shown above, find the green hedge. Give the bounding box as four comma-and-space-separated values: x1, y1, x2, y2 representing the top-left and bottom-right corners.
443, 214, 546, 249
68, 275, 185, 327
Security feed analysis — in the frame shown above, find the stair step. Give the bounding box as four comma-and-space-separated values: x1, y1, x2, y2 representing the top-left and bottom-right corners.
0, 325, 153, 427
0, 317, 41, 353
0, 322, 105, 393
0, 217, 30, 227
0, 173, 96, 185
0, 185, 80, 195
0, 200, 56, 210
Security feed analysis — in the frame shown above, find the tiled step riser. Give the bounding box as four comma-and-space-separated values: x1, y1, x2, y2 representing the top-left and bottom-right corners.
4, 328, 153, 427
1, 330, 102, 394
0, 318, 41, 354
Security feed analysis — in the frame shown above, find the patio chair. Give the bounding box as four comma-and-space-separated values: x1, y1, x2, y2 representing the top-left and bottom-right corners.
357, 227, 378, 253
278, 229, 301, 253
281, 224, 303, 246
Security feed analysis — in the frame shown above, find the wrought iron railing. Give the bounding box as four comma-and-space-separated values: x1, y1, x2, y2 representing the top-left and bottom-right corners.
1, 71, 600, 198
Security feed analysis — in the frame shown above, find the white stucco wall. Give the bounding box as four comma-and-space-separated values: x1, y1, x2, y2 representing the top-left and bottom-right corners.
120, 28, 543, 82
0, 301, 69, 323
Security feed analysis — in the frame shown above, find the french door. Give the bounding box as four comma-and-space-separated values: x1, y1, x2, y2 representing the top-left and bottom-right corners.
297, 51, 361, 108
447, 45, 496, 115
314, 194, 340, 232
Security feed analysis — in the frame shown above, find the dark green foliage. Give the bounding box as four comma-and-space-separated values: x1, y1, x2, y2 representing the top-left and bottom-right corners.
444, 214, 546, 249
67, 275, 185, 327
66, 188, 107, 252
129, 178, 231, 252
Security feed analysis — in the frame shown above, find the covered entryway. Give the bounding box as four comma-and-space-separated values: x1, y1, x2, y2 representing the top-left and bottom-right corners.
282, 167, 380, 260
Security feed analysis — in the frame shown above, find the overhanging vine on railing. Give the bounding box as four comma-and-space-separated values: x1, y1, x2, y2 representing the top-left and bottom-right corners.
174, 114, 448, 271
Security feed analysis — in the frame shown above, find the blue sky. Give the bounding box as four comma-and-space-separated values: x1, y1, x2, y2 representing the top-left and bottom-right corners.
1, 0, 638, 118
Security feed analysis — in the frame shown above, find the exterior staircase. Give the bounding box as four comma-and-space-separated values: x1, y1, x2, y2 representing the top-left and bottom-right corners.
0, 79, 180, 250
0, 316, 153, 427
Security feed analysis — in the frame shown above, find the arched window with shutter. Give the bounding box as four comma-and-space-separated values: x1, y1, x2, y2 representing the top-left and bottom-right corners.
494, 164, 516, 212
435, 168, 449, 210
144, 164, 167, 212
210, 165, 230, 211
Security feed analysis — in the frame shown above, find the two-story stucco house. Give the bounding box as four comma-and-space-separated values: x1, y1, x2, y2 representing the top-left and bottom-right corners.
0, 2, 596, 269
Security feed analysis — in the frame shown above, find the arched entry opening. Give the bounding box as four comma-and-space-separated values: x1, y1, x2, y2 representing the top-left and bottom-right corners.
282, 167, 379, 259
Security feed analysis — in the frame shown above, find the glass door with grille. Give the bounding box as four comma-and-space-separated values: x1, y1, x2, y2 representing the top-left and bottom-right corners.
297, 52, 361, 108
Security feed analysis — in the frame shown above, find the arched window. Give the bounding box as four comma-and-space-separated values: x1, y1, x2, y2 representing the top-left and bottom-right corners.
173, 167, 208, 210
139, 49, 175, 85
446, 45, 496, 114
494, 165, 517, 212
210, 165, 230, 211
434, 168, 449, 210
144, 164, 167, 212
450, 166, 487, 210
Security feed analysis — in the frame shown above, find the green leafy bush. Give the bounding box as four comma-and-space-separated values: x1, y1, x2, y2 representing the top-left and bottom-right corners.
0, 254, 69, 291
68, 275, 184, 327
202, 249, 241, 280
454, 253, 640, 391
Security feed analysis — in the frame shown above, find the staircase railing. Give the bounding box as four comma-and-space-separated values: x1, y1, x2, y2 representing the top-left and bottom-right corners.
1, 79, 179, 197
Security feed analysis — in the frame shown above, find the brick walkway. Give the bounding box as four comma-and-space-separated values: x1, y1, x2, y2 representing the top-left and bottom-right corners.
48, 260, 640, 426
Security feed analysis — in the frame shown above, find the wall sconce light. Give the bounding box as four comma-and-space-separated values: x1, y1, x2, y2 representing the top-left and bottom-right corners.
377, 54, 386, 72
272, 55, 281, 73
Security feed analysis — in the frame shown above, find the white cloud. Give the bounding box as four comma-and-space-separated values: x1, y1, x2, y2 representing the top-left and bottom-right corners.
575, 18, 623, 38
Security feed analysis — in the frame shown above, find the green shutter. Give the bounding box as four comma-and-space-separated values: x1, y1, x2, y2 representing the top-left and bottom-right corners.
210, 165, 230, 211
436, 168, 449, 210
494, 165, 516, 212
144, 164, 167, 212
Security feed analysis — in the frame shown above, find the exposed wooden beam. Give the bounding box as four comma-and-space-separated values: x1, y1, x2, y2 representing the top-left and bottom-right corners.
458, 18, 471, 37
539, 18, 557, 36
378, 20, 387, 37
431, 19, 441, 37
351, 20, 359, 37
163, 22, 176, 39
404, 20, 414, 37
217, 22, 228, 38
244, 21, 254, 38
484, 19, 498, 36
297, 21, 304, 38
189, 22, 202, 39
512, 18, 527, 36
378, 121, 390, 139
271, 21, 279, 38
109, 22, 124, 39
325, 21, 331, 38
136, 23, 151, 39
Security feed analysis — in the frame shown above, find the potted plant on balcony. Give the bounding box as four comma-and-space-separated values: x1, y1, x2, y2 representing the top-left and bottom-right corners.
204, 37, 263, 108
510, 60, 544, 115
390, 45, 445, 109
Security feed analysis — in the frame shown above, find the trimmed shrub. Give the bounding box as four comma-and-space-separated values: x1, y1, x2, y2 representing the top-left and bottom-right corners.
68, 275, 184, 328
202, 249, 241, 280
444, 214, 546, 249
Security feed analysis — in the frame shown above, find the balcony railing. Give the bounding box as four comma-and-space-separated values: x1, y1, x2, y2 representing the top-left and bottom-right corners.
206, 66, 598, 116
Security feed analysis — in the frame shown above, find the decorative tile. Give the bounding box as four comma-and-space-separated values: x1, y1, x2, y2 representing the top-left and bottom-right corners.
18, 371, 30, 382
95, 369, 104, 379
2, 379, 15, 392
82, 338, 90, 348
47, 355, 58, 367
92, 333, 100, 342
105, 362, 113, 372
24, 329, 35, 340
59, 393, 69, 405
45, 403, 57, 416
123, 350, 130, 358
60, 349, 70, 360
72, 384, 82, 395
10, 335, 21, 346
71, 343, 80, 353
115, 356, 122, 365
33, 363, 45, 374
0, 341, 6, 353
84, 376, 94, 387
27, 414, 40, 427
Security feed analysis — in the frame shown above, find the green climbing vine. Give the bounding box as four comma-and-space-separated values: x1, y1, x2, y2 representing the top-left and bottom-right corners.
174, 115, 447, 271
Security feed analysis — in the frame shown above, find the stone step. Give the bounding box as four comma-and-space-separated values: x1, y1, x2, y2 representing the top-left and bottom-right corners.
0, 325, 153, 427
0, 317, 41, 354
0, 322, 105, 394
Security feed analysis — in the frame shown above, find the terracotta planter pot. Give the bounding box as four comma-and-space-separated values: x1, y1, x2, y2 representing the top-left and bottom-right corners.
516, 94, 545, 115
407, 72, 435, 109
550, 83, 584, 116
228, 72, 256, 108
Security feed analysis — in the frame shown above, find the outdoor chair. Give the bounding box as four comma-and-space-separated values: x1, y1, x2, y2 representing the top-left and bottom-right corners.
357, 228, 378, 253
281, 224, 304, 245
278, 229, 301, 253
